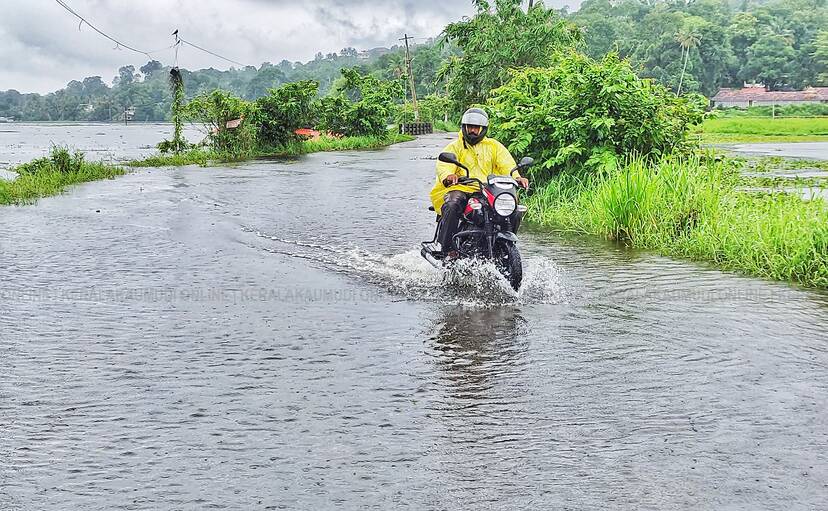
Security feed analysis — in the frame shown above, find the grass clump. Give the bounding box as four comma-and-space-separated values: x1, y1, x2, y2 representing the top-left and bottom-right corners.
0, 147, 124, 205
128, 148, 213, 167
526, 155, 828, 287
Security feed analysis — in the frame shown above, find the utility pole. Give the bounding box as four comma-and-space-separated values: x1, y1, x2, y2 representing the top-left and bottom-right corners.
124, 106, 128, 126
400, 33, 420, 121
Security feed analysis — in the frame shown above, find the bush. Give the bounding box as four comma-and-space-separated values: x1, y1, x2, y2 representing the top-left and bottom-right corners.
255, 80, 319, 148
316, 69, 403, 137
14, 146, 85, 175
487, 52, 706, 184
182, 90, 258, 158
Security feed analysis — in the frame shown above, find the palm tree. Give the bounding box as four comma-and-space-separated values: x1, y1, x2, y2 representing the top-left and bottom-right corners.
676, 29, 701, 96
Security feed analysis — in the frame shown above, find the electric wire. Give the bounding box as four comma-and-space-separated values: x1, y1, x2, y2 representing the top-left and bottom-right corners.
53, 0, 154, 59
177, 37, 247, 67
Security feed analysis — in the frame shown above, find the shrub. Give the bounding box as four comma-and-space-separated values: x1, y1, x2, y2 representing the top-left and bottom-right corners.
182, 90, 258, 157
316, 68, 403, 137
255, 80, 319, 148
487, 52, 707, 184
14, 146, 85, 175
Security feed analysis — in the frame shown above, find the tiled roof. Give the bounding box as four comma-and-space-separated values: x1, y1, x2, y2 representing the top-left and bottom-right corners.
712, 87, 828, 102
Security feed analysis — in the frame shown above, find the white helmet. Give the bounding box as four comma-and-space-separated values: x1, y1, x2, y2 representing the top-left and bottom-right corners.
461, 107, 488, 145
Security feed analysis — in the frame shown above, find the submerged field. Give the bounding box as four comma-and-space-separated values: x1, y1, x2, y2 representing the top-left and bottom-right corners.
698, 116, 828, 143
2, 133, 413, 204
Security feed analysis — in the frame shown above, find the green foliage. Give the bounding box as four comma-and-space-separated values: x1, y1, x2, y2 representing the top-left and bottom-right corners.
812, 29, 828, 84
1, 147, 123, 205
316, 69, 403, 136
442, 0, 582, 110
487, 52, 706, 183
14, 146, 87, 175
526, 154, 828, 288
182, 90, 258, 157
396, 94, 452, 124
254, 80, 319, 148
702, 117, 828, 136
128, 148, 213, 167
163, 68, 188, 153
571, 0, 828, 95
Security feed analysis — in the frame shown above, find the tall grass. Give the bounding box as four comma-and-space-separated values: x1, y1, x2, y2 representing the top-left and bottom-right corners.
128, 148, 212, 167
0, 147, 124, 205
526, 156, 828, 287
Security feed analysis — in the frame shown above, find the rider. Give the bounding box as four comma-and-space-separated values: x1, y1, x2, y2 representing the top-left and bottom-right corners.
430, 107, 530, 259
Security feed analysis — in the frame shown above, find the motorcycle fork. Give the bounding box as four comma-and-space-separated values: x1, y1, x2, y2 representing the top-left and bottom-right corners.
484, 211, 495, 258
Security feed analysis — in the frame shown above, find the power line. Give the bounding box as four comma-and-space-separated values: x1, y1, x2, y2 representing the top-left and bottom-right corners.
53, 0, 154, 59
177, 36, 248, 68
53, 1, 248, 69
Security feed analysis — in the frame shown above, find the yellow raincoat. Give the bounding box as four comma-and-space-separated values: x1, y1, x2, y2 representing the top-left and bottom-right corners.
430, 132, 520, 212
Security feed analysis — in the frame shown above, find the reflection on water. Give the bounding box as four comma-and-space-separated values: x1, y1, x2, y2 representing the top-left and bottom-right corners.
429, 306, 527, 399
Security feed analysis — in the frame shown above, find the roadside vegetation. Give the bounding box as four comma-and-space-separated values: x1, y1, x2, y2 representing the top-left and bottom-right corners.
525, 156, 828, 287
131, 69, 413, 166
0, 147, 123, 205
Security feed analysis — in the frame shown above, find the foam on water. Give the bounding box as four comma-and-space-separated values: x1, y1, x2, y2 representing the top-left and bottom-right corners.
248, 228, 566, 306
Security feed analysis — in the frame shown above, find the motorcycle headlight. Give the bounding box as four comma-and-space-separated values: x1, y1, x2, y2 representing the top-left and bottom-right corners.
494, 194, 516, 216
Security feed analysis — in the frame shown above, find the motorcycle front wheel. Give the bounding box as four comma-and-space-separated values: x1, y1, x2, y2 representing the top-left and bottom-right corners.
494, 241, 523, 291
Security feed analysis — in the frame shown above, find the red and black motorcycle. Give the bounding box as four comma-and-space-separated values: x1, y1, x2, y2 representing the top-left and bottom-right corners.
421, 152, 533, 291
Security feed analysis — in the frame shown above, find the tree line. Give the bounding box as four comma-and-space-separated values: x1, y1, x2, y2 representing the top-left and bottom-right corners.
1, 0, 826, 123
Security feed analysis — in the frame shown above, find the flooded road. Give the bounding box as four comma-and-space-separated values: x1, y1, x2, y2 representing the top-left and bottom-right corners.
2, 133, 828, 509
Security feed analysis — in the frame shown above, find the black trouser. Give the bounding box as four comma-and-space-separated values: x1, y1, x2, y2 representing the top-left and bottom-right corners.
437, 191, 523, 252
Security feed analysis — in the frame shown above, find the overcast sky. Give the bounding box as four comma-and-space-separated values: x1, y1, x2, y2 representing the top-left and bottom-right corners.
0, 0, 582, 94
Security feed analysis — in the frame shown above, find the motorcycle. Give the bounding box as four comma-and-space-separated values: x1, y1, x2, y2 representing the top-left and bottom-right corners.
421, 152, 534, 291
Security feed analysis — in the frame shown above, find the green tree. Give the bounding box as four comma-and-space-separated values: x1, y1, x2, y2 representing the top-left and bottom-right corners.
742, 34, 797, 89
812, 30, 828, 84
254, 80, 319, 147
442, 0, 582, 110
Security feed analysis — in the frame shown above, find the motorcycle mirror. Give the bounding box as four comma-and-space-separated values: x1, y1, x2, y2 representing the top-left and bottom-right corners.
519, 157, 534, 168
438, 152, 461, 166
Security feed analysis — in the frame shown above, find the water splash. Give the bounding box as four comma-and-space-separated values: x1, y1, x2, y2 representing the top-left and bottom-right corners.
247, 228, 566, 305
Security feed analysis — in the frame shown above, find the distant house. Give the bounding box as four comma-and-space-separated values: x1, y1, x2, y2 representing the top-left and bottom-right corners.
711, 86, 828, 108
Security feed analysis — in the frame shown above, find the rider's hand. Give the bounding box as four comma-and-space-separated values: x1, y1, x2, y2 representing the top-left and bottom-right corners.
443, 174, 460, 187
517, 177, 530, 191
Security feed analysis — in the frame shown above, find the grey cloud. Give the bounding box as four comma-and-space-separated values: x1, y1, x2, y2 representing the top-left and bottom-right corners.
1, 0, 581, 94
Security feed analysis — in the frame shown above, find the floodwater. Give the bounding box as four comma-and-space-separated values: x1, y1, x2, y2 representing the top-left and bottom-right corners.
2, 129, 828, 510
725, 142, 828, 160
0, 122, 203, 170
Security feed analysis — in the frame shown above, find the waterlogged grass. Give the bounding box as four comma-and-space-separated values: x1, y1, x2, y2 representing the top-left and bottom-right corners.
128, 148, 213, 167
526, 156, 828, 287
260, 133, 414, 156
129, 133, 415, 167
0, 147, 124, 205
697, 116, 828, 143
